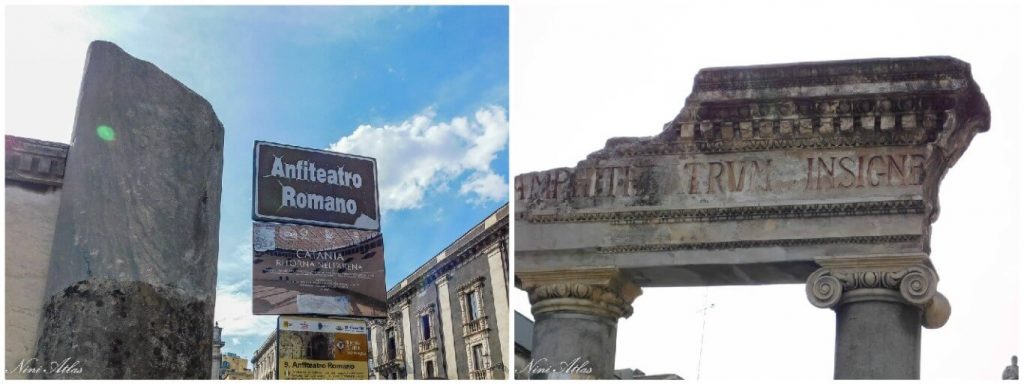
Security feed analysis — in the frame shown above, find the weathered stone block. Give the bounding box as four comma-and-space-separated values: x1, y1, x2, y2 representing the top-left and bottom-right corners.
840, 116, 855, 132
515, 56, 988, 287
35, 41, 223, 379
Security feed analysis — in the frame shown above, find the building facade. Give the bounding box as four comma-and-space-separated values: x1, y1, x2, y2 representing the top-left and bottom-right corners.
4, 136, 68, 379
212, 323, 225, 379
370, 203, 509, 380
251, 330, 277, 380
220, 352, 253, 380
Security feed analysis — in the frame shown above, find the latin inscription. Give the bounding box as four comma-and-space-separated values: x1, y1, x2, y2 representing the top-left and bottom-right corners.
684, 159, 772, 194
515, 150, 926, 203
804, 154, 925, 190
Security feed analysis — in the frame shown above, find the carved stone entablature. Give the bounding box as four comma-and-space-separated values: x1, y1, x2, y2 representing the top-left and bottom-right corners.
519, 268, 642, 319
805, 255, 951, 329
525, 199, 925, 224
514, 57, 988, 289
5, 135, 70, 187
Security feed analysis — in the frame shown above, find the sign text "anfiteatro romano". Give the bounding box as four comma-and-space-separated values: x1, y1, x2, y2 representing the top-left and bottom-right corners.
253, 141, 380, 230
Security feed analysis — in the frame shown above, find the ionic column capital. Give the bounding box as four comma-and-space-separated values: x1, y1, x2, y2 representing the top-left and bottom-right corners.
519, 268, 642, 319
805, 256, 950, 328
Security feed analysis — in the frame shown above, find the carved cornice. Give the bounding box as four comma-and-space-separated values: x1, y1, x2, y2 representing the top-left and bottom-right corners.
569, 57, 988, 160
456, 276, 486, 294
596, 234, 921, 254
692, 57, 969, 92
387, 209, 508, 305
524, 200, 925, 224
606, 131, 934, 156
806, 262, 950, 328
519, 268, 642, 319
5, 135, 69, 187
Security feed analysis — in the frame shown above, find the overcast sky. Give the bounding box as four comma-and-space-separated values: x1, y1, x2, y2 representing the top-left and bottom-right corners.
510, 0, 1021, 380
5, 5, 508, 362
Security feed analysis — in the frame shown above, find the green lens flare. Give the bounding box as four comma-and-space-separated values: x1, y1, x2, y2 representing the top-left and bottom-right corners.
96, 125, 115, 142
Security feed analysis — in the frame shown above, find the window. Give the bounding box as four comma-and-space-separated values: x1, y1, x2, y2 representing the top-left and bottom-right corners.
425, 361, 435, 378
421, 314, 432, 340
466, 291, 480, 320
386, 329, 397, 361
472, 344, 484, 371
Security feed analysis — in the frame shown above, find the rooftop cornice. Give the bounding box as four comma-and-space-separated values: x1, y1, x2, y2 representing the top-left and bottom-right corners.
5, 135, 70, 187
578, 57, 989, 159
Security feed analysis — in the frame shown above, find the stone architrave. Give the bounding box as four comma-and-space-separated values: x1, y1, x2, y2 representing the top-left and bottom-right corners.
514, 57, 988, 379
34, 41, 223, 379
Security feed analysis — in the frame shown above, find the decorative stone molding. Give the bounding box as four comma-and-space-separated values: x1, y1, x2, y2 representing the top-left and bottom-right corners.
5, 135, 69, 187
456, 276, 487, 325
416, 304, 438, 355
388, 205, 508, 305
463, 324, 494, 380
805, 256, 950, 328
514, 59, 988, 285
806, 264, 937, 307
519, 268, 642, 319
376, 311, 406, 374
525, 200, 925, 224
599, 234, 921, 254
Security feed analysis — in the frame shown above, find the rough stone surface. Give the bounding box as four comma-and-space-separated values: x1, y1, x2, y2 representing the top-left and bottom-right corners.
34, 279, 212, 379
834, 295, 922, 379
35, 40, 223, 379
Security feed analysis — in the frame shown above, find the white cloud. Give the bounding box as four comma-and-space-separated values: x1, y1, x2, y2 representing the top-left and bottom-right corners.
214, 236, 276, 341
329, 105, 509, 212
460, 171, 508, 205
214, 284, 276, 339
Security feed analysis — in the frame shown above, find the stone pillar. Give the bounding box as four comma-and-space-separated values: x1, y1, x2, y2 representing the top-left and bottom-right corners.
485, 245, 510, 375
400, 299, 415, 379
33, 41, 223, 379
519, 268, 641, 379
435, 275, 459, 379
806, 258, 950, 379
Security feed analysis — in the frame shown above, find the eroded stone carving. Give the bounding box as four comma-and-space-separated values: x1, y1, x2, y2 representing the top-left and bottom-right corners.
805, 259, 951, 329
806, 264, 938, 308
519, 268, 641, 319
515, 57, 989, 288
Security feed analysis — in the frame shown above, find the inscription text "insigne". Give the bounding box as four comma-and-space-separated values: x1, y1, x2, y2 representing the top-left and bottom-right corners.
804, 154, 925, 190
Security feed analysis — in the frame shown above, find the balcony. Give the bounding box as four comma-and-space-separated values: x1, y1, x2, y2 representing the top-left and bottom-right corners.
462, 316, 489, 336
375, 355, 405, 374
469, 369, 489, 380
418, 337, 438, 353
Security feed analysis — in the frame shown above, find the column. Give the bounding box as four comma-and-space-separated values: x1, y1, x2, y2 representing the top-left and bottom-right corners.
485, 245, 510, 377
35, 41, 223, 379
519, 268, 641, 380
435, 275, 459, 379
369, 324, 381, 379
806, 259, 951, 379
400, 300, 415, 380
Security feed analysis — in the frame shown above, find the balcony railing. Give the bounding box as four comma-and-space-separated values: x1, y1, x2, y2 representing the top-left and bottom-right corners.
469, 369, 489, 380
418, 337, 438, 353
375, 355, 405, 374
462, 316, 488, 336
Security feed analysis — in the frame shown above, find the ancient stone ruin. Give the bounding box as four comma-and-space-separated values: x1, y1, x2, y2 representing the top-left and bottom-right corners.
514, 57, 989, 379
23, 41, 223, 379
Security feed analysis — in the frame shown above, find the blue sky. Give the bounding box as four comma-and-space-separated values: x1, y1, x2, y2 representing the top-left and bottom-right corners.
6, 5, 508, 362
